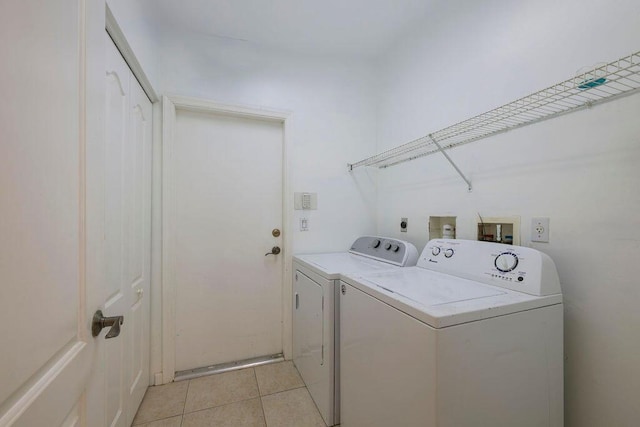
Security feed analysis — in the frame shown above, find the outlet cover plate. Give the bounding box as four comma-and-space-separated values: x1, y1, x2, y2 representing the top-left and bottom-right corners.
531, 217, 550, 242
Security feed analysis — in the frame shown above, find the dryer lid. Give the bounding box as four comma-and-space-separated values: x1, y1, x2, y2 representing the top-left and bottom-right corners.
297, 252, 400, 277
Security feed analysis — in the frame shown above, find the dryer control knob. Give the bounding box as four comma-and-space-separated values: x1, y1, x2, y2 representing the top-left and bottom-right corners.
444, 248, 454, 258
431, 247, 441, 256
391, 244, 400, 252
385, 243, 392, 250
372, 239, 381, 248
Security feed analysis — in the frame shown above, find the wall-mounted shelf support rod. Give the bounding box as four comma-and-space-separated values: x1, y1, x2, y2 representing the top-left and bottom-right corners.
429, 135, 472, 192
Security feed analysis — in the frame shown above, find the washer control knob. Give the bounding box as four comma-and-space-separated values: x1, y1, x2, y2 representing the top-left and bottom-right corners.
391, 244, 400, 252
444, 248, 454, 258
385, 242, 392, 250
372, 239, 381, 248
431, 247, 441, 256
495, 252, 519, 272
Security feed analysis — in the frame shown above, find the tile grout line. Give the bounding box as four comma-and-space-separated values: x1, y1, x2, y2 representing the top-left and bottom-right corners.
253, 365, 264, 397
180, 367, 262, 416
289, 363, 328, 427
180, 379, 191, 427
133, 413, 184, 427
260, 384, 307, 398
253, 367, 269, 427
132, 382, 189, 426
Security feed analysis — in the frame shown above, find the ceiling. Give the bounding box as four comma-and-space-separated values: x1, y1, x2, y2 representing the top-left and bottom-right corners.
150, 0, 438, 57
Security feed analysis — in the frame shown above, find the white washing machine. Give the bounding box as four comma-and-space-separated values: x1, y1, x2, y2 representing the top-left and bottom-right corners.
293, 236, 419, 426
339, 239, 563, 427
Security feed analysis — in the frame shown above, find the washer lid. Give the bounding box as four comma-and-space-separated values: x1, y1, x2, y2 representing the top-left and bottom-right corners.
343, 268, 562, 328
371, 268, 505, 306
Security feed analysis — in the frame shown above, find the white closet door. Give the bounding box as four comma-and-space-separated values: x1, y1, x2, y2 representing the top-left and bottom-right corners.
104, 35, 152, 427
0, 6, 151, 426
124, 51, 152, 427
0, 1, 104, 425
104, 35, 131, 427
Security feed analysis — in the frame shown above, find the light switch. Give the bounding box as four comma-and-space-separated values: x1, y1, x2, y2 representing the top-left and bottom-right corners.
300, 217, 309, 231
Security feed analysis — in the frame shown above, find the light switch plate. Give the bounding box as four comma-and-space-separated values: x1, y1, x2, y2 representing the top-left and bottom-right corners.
531, 217, 550, 242
294, 192, 318, 210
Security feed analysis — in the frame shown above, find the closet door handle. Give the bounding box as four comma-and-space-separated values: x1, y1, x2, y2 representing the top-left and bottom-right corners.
92, 310, 124, 339
295, 293, 299, 309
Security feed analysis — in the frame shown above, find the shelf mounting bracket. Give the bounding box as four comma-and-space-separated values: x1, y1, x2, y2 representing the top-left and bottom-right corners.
429, 134, 472, 192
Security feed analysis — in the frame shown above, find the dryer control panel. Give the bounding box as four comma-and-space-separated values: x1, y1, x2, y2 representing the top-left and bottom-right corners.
419, 239, 561, 296
349, 236, 419, 267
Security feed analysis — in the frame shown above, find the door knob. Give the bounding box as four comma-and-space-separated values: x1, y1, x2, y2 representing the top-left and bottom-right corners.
265, 246, 281, 256
92, 310, 124, 339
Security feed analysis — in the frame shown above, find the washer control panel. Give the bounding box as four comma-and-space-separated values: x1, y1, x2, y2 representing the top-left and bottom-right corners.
349, 236, 419, 267
419, 239, 561, 296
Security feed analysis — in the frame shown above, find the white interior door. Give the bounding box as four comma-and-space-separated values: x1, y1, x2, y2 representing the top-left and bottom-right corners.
125, 59, 152, 427
105, 35, 152, 426
0, 0, 105, 425
170, 107, 284, 372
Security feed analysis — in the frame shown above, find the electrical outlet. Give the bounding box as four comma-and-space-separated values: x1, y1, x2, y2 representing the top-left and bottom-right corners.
400, 217, 408, 232
531, 217, 550, 242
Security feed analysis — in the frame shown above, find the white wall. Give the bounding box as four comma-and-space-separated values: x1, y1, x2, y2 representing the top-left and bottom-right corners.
158, 30, 379, 254
373, 1, 640, 425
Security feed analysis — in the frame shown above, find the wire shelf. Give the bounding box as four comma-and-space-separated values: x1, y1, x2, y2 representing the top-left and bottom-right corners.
348, 50, 640, 171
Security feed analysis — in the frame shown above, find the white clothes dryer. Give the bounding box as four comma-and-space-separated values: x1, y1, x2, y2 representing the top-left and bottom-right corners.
293, 236, 419, 426
339, 239, 563, 427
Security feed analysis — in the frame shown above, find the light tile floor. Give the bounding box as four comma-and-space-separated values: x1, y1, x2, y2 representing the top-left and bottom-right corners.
133, 361, 329, 427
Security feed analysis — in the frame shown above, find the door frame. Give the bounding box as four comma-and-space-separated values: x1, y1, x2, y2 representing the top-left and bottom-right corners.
105, 4, 158, 103
161, 95, 292, 384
